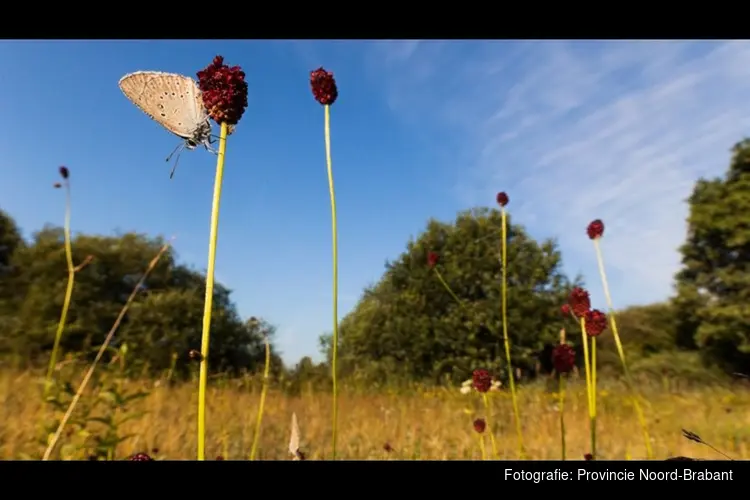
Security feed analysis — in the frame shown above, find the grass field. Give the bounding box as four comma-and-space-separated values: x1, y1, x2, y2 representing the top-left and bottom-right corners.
1, 368, 747, 460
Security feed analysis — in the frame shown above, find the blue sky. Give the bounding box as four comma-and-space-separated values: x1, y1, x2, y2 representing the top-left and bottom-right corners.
2, 40, 750, 367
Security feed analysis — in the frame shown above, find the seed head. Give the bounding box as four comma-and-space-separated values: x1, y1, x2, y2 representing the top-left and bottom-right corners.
310, 67, 338, 106
128, 452, 153, 461
188, 349, 203, 362
584, 309, 607, 337
427, 251, 439, 269
58, 166, 69, 179
53, 183, 62, 189
587, 219, 604, 240
552, 343, 576, 374
473, 418, 486, 434
568, 287, 591, 317
496, 192, 509, 207
472, 369, 492, 393
196, 55, 249, 126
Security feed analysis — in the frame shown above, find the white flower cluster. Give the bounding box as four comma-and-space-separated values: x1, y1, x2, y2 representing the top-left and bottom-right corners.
459, 378, 502, 394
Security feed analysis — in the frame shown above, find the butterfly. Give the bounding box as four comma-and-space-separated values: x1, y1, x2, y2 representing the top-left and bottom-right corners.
118, 71, 216, 178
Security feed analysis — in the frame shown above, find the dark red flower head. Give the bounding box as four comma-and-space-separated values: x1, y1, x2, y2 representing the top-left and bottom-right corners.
310, 67, 338, 106
215, 455, 225, 460
568, 287, 591, 318
472, 369, 492, 393
59, 166, 69, 180
584, 453, 593, 461
560, 304, 571, 317
552, 344, 576, 374
128, 452, 153, 461
383, 442, 394, 453
587, 219, 604, 240
197, 55, 249, 126
427, 251, 439, 269
496, 192, 509, 207
473, 418, 486, 434
584, 309, 608, 337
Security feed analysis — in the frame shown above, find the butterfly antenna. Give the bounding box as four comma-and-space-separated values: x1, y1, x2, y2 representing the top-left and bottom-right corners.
169, 151, 183, 179
166, 142, 184, 163
166, 143, 186, 180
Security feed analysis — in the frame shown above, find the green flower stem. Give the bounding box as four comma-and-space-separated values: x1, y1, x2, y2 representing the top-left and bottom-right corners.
45, 179, 75, 398
324, 104, 340, 460
593, 238, 653, 459
433, 269, 462, 305
559, 374, 566, 460
250, 334, 271, 460
478, 433, 487, 460
197, 121, 229, 460
481, 393, 499, 459
578, 317, 595, 458
500, 208, 524, 458
591, 335, 597, 458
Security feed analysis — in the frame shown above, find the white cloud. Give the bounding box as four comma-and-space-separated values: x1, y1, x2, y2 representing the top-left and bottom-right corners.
368, 40, 750, 307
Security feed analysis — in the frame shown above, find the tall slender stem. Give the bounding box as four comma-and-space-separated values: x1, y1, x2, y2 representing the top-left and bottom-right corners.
250, 334, 271, 460
197, 122, 229, 460
559, 375, 566, 460
324, 104, 340, 460
593, 239, 653, 459
579, 317, 595, 457
45, 181, 76, 397
501, 209, 524, 458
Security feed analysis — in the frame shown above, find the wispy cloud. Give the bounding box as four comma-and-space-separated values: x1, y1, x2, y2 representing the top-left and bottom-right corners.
368, 40, 750, 307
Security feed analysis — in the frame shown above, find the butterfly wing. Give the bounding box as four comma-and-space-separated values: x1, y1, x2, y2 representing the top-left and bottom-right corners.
119, 71, 207, 140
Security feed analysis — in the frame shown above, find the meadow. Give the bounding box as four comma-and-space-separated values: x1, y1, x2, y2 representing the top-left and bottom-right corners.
1, 367, 747, 460
2, 54, 749, 462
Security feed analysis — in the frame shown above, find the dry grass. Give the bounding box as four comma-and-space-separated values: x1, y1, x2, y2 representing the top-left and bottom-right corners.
1, 368, 748, 460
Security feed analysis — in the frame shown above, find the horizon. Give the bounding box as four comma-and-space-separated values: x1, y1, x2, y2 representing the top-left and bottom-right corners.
2, 40, 750, 367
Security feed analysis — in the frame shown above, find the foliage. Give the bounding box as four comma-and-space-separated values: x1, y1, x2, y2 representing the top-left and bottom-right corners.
674, 139, 750, 375
0, 215, 278, 378
33, 345, 149, 460
326, 208, 581, 384
593, 302, 678, 370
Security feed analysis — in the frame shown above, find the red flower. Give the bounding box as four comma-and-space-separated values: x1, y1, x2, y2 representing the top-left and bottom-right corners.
496, 192, 509, 207
58, 166, 69, 180
560, 304, 571, 317
584, 453, 593, 461
310, 67, 338, 106
128, 452, 153, 461
473, 418, 486, 434
584, 309, 608, 337
568, 287, 591, 318
472, 369, 492, 393
197, 55, 249, 126
587, 219, 604, 240
427, 251, 439, 269
215, 455, 225, 460
552, 344, 575, 374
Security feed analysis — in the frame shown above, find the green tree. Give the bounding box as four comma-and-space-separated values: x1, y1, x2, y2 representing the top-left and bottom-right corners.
325, 208, 579, 384
0, 220, 277, 376
593, 302, 677, 370
674, 139, 750, 375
